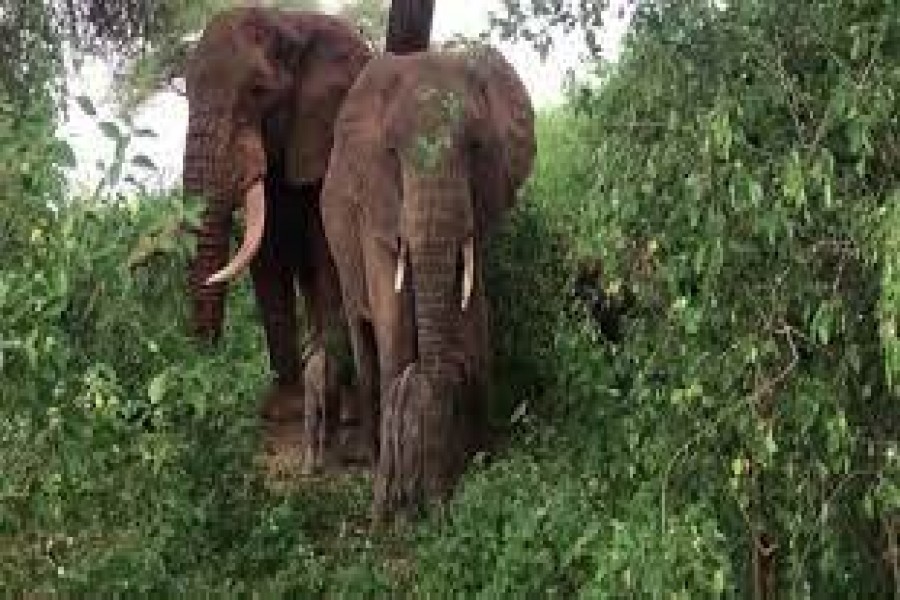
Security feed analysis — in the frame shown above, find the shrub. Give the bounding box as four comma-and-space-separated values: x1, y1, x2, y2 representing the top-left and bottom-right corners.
409, 1, 900, 597
561, 0, 900, 595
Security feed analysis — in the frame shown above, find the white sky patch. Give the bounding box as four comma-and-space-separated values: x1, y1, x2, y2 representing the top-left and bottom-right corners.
60, 2, 629, 191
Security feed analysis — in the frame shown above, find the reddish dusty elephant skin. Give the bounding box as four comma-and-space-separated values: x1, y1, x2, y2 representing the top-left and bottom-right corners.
321, 46, 536, 520
181, 2, 435, 471
183, 9, 370, 346
182, 8, 369, 472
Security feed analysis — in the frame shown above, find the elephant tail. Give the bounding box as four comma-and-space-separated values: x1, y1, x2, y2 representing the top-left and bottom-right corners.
385, 0, 434, 54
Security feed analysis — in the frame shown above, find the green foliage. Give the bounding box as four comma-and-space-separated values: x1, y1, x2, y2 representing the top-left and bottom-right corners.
339, 0, 390, 50
0, 107, 391, 595
0, 97, 67, 265
490, 0, 622, 58
0, 2, 65, 105
555, 0, 898, 595
485, 111, 585, 423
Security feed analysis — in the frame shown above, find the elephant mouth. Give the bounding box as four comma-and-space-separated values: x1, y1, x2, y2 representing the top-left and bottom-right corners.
205, 180, 267, 285
393, 235, 475, 311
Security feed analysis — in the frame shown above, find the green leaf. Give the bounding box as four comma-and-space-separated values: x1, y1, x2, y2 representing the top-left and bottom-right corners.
748, 178, 763, 207
75, 95, 97, 116
98, 121, 123, 141
148, 373, 168, 404
54, 141, 77, 167
131, 154, 157, 170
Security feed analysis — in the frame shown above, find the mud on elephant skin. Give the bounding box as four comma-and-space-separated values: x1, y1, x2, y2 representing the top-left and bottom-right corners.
321, 45, 536, 519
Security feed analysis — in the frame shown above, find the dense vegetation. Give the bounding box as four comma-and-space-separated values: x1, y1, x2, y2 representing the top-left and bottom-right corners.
1, 0, 898, 596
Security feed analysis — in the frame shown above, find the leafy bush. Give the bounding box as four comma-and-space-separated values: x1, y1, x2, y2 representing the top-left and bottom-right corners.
401, 1, 900, 597
556, 0, 898, 596
485, 110, 588, 424
0, 96, 385, 594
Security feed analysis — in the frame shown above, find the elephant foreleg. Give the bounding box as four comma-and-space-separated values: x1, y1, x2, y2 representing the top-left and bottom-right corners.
348, 317, 380, 466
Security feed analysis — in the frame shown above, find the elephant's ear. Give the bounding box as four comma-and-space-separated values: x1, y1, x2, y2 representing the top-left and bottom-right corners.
333, 57, 404, 227
281, 16, 372, 186
323, 58, 405, 317
243, 8, 317, 90
466, 46, 536, 233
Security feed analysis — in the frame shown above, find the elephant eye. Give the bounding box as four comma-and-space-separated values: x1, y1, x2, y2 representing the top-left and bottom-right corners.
272, 37, 297, 63
315, 45, 348, 62
244, 20, 267, 45
249, 81, 270, 97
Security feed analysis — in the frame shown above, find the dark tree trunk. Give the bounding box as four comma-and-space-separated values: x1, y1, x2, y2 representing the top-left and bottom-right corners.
385, 0, 434, 54
183, 109, 232, 341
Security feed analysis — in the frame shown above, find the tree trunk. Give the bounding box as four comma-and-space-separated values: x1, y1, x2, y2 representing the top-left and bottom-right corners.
385, 0, 434, 54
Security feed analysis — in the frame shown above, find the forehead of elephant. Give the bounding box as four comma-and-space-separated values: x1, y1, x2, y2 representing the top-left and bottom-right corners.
389, 68, 473, 172
187, 10, 274, 95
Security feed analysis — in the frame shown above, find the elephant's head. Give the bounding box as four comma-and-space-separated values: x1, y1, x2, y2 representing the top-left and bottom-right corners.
377, 47, 533, 377
183, 8, 370, 340
330, 46, 535, 510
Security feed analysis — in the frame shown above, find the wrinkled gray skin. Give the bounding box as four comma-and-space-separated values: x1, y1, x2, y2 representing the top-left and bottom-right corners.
321, 47, 535, 519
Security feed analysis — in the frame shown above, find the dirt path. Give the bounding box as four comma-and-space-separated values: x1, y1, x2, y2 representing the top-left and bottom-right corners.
257, 419, 371, 491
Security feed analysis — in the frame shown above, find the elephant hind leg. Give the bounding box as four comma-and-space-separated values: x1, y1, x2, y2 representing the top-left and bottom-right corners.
300, 347, 340, 473
298, 319, 375, 472
251, 244, 303, 421
250, 176, 308, 417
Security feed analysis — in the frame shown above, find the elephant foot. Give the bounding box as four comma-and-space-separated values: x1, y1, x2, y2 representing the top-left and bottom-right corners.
334, 421, 377, 467
297, 424, 375, 475
259, 382, 305, 422
332, 384, 378, 468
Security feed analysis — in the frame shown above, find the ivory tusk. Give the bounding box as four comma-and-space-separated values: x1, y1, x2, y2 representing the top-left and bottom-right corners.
205, 181, 266, 285
394, 242, 407, 292
461, 236, 475, 311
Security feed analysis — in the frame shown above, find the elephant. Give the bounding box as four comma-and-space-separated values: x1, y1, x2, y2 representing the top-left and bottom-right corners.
181, 3, 433, 470
320, 45, 536, 518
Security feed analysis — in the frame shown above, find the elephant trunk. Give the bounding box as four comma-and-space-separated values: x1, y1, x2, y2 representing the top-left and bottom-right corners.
411, 241, 466, 383
374, 173, 477, 520
413, 237, 470, 489
184, 108, 233, 341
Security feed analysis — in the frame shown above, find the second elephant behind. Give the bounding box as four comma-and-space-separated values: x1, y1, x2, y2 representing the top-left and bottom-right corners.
321, 46, 535, 519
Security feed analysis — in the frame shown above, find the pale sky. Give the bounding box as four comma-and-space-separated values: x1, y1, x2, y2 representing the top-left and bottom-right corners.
61, 1, 628, 191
